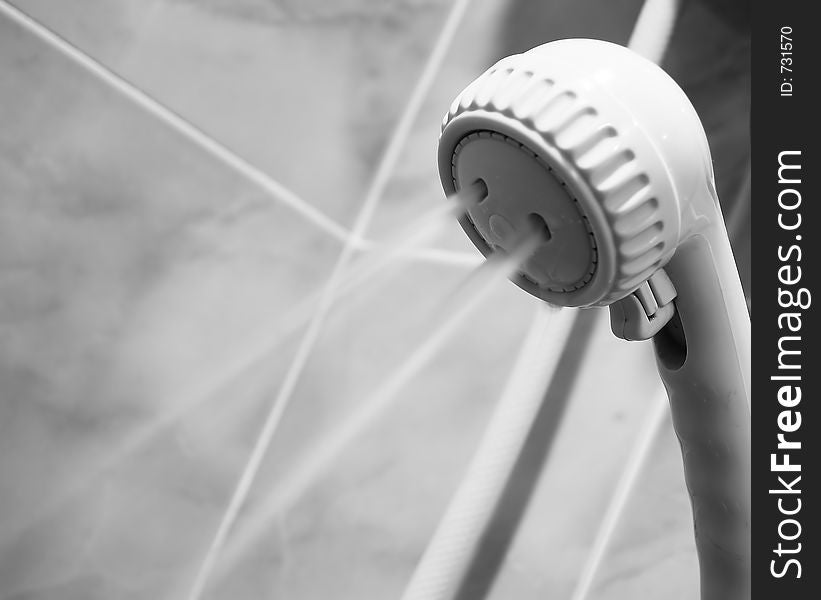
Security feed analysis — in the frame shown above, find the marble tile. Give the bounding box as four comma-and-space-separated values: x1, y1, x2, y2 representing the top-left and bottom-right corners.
1, 1, 749, 598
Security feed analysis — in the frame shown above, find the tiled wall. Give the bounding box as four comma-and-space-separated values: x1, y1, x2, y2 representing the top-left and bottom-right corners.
0, 1, 749, 598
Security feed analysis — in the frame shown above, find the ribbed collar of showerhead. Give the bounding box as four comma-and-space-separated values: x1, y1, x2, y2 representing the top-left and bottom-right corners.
438, 39, 715, 308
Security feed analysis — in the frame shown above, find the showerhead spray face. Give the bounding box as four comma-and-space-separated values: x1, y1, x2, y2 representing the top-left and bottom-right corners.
440, 39, 711, 310
440, 39, 751, 600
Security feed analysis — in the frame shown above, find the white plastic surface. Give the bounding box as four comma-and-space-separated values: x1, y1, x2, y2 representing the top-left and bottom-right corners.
439, 38, 751, 600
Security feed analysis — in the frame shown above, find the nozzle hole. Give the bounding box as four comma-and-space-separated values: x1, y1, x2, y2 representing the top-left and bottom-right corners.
474, 178, 489, 203
526, 213, 552, 242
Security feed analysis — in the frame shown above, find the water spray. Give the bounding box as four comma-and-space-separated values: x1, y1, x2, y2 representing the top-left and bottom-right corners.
437, 39, 750, 600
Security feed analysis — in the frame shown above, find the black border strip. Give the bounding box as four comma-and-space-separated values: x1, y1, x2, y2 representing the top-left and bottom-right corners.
753, 2, 818, 597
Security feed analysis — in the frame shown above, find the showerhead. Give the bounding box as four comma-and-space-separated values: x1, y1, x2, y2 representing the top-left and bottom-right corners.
439, 39, 751, 600
439, 38, 713, 312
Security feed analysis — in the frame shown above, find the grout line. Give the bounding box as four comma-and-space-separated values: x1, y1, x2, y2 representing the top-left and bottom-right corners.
183, 1, 474, 598
401, 306, 574, 600
0, 0, 480, 271
0, 1, 353, 243
569, 393, 669, 600
216, 240, 532, 581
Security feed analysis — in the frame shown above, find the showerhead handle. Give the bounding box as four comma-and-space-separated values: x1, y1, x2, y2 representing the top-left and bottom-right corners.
438, 39, 750, 599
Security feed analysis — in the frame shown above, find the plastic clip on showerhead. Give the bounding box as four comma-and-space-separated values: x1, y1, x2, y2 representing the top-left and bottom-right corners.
438, 39, 750, 600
